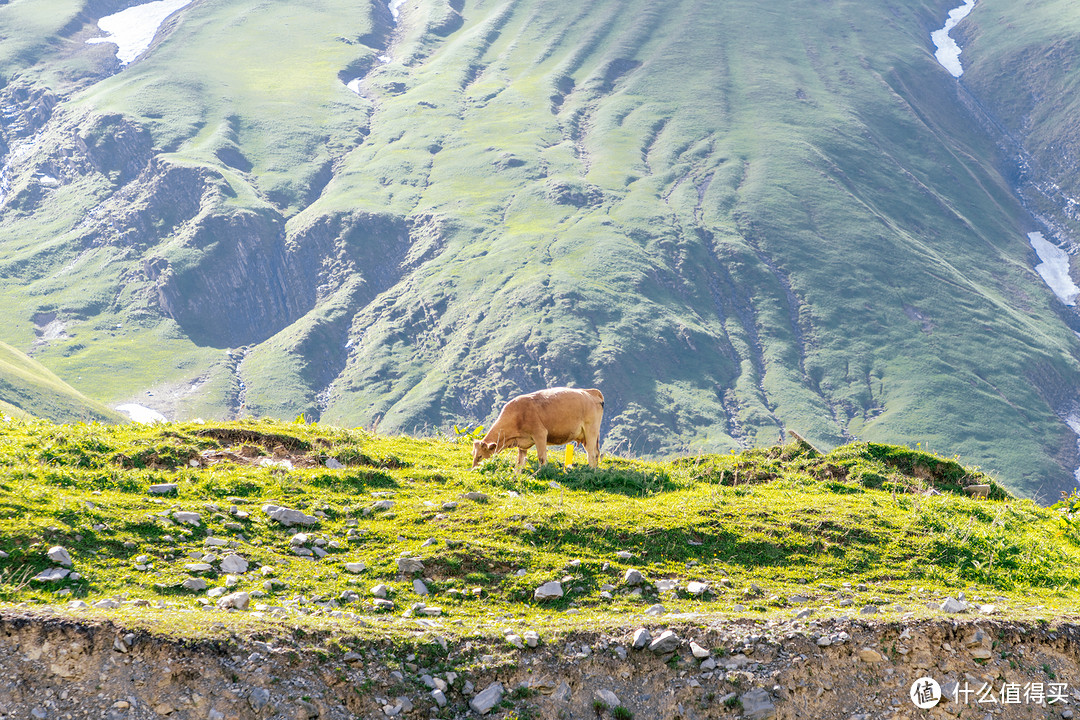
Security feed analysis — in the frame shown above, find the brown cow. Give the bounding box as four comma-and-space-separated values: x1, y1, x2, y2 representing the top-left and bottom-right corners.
471, 387, 604, 471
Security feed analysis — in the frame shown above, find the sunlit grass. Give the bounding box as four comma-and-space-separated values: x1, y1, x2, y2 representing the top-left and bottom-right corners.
0, 418, 1077, 643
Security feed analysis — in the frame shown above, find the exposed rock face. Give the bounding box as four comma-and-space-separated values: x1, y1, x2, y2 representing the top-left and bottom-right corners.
149, 208, 301, 347
0, 612, 1078, 720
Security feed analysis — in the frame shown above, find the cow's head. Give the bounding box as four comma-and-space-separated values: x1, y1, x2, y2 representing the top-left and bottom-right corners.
471, 439, 497, 468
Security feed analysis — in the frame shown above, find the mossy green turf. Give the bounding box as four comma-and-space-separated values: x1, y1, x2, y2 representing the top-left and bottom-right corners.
1, 418, 1077, 642
2, 0, 1080, 501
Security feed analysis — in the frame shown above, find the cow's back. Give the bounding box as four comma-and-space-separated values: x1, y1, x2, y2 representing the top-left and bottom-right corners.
523, 387, 602, 441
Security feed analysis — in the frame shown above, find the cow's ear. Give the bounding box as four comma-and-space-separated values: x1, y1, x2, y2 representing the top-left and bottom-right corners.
485, 442, 497, 451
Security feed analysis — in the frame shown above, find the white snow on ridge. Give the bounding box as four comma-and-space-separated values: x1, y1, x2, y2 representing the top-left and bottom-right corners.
1029, 231, 1080, 306
389, 0, 408, 22
931, 0, 975, 77
116, 404, 167, 424
86, 0, 192, 66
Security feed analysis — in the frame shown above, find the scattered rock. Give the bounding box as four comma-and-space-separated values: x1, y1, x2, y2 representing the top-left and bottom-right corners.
372, 584, 389, 598
47, 546, 73, 567
263, 505, 318, 527
249, 688, 270, 711
534, 581, 564, 601
645, 604, 666, 616
173, 511, 201, 526
686, 581, 708, 596
31, 568, 69, 583
148, 483, 177, 494
648, 630, 680, 654
325, 457, 345, 469
740, 688, 776, 719
858, 648, 884, 663
217, 592, 250, 610
344, 562, 366, 573
431, 689, 447, 707
624, 568, 644, 586
941, 597, 970, 613
182, 578, 207, 591
462, 492, 489, 502
469, 681, 503, 715
367, 500, 395, 514
632, 628, 652, 649
413, 579, 429, 595
690, 641, 710, 659
397, 557, 424, 573
219, 554, 248, 574
524, 630, 540, 647
594, 689, 620, 708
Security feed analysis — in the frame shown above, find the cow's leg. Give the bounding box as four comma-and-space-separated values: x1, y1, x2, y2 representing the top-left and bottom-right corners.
515, 447, 527, 474
585, 426, 600, 467
535, 432, 548, 466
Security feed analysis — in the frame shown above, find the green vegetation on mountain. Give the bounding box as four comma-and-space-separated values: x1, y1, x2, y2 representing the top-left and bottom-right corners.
0, 341, 123, 423
1, 0, 1080, 500
1, 419, 1078, 633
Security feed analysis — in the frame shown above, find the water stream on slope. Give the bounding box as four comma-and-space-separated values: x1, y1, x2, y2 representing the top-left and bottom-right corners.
86, 0, 193, 65
345, 0, 406, 95
930, 0, 975, 77
931, 3, 1080, 488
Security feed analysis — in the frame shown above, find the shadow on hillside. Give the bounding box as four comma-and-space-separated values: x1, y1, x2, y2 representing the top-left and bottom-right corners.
535, 461, 676, 495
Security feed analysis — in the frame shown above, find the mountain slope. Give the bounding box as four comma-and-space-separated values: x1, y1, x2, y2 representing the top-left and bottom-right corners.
0, 341, 123, 423
1, 0, 1080, 498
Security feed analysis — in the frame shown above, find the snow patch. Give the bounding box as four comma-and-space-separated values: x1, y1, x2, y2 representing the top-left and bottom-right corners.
389, 0, 408, 21
931, 0, 975, 77
86, 0, 192, 65
1029, 231, 1080, 306
116, 404, 167, 424
1065, 412, 1080, 483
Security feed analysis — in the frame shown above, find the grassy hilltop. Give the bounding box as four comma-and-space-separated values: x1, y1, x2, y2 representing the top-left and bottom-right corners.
2, 0, 1080, 500
2, 417, 1078, 641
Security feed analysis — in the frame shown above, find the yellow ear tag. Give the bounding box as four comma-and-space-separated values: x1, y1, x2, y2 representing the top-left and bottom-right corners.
565, 444, 574, 467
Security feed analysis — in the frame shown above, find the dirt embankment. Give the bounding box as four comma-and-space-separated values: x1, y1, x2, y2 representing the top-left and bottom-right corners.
1, 612, 1078, 720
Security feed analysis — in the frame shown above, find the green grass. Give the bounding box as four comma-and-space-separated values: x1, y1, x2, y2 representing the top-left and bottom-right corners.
1, 0, 1080, 503
0, 341, 123, 424
0, 418, 1077, 642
